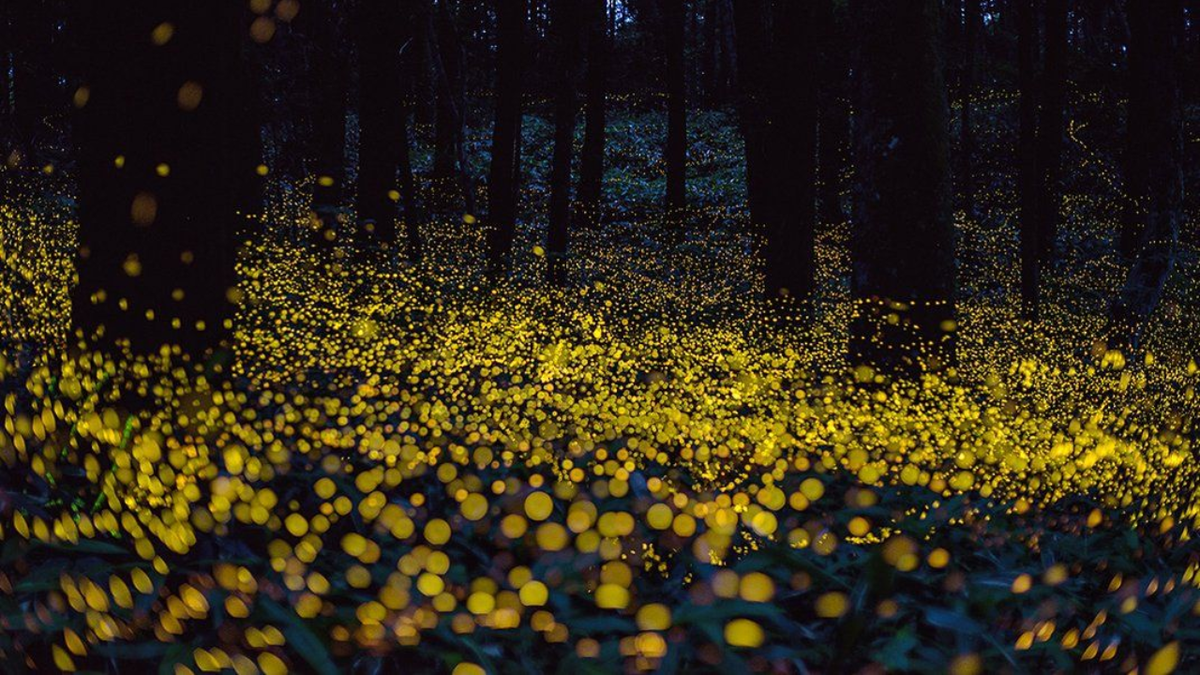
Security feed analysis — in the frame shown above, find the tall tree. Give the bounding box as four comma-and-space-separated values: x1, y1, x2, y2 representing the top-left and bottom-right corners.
545, 0, 583, 284
412, 0, 438, 126
960, 0, 980, 216
297, 0, 349, 248
732, 0, 773, 231
72, 0, 261, 354
703, 0, 737, 106
1190, 0, 1200, 102
663, 0, 688, 214
1017, 0, 1041, 320
767, 0, 818, 302
850, 0, 956, 373
0, 8, 10, 165
577, 0, 609, 229
1111, 0, 1186, 348
486, 0, 526, 272
433, 3, 464, 182
817, 0, 850, 226
1037, 0, 1067, 264
3, 0, 60, 165
355, 0, 422, 259
733, 0, 819, 303
428, 1, 476, 215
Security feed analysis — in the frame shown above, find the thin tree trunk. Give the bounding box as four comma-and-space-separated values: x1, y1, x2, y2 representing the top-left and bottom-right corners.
577, 0, 608, 229
664, 0, 688, 215
817, 0, 849, 226
355, 0, 415, 254
961, 0, 978, 216
850, 0, 956, 374
1017, 0, 1041, 321
1037, 0, 1067, 264
299, 0, 348, 248
433, 4, 463, 181
715, 0, 736, 104
732, 0, 773, 231
486, 0, 526, 272
703, 0, 719, 105
1189, 0, 1200, 103
545, 0, 582, 284
1111, 0, 1186, 349
413, 0, 438, 125
7, 0, 58, 161
1, 4, 16, 200
429, 2, 477, 216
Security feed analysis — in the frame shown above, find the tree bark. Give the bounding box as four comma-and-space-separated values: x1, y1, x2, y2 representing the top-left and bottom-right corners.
716, 0, 736, 104
1017, 0, 1041, 321
664, 0, 688, 215
5, 0, 59, 163
960, 0, 979, 216
412, 0, 438, 126
486, 0, 526, 273
1189, 0, 1200, 103
817, 0, 849, 227
433, 3, 464, 180
577, 0, 609, 229
1037, 0, 1067, 264
1111, 0, 1186, 349
545, 0, 582, 284
703, 0, 720, 105
732, 0, 774, 236
850, 0, 956, 374
355, 0, 421, 259
297, 0, 348, 248
767, 0, 818, 303
72, 0, 260, 354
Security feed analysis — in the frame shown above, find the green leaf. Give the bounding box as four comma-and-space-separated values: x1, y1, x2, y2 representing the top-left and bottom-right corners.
259, 599, 340, 675
923, 607, 983, 635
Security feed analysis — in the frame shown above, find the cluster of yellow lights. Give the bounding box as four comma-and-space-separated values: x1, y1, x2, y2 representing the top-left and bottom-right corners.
1, 93, 1199, 673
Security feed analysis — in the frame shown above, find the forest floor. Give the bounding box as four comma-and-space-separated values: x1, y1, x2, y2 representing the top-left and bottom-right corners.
2, 97, 1200, 673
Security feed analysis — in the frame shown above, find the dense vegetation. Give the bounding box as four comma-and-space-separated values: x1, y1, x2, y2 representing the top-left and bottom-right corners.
2, 1, 1200, 673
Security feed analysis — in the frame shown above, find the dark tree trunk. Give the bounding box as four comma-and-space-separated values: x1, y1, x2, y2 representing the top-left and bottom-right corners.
0, 7, 10, 159
412, 0, 437, 127
716, 0, 736, 104
298, 0, 349, 248
1017, 0, 1041, 321
944, 0, 961, 96
703, 0, 720, 104
72, 0, 261, 354
1, 5, 16, 200
5, 0, 59, 163
766, 0, 818, 302
664, 0, 688, 215
355, 0, 421, 259
703, 0, 736, 106
817, 0, 849, 226
577, 0, 608, 229
433, 4, 463, 180
1189, 0, 1200, 102
732, 0, 773, 233
850, 0, 956, 374
545, 0, 582, 284
960, 0, 979, 216
1037, 0, 1067, 264
486, 0, 526, 273
429, 2, 476, 215
1111, 0, 1186, 349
